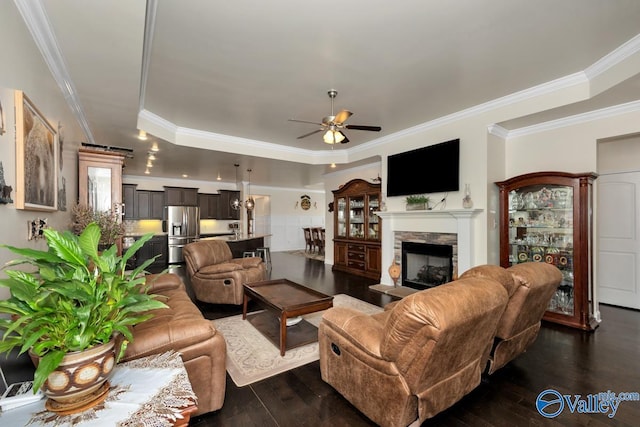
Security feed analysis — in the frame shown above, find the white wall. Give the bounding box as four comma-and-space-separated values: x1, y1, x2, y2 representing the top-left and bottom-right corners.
0, 2, 84, 299
264, 185, 325, 252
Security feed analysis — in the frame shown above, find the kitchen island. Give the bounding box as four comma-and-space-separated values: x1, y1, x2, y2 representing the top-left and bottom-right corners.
200, 234, 271, 258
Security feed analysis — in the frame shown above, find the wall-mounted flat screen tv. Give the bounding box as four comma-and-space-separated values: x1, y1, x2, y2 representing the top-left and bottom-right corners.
387, 138, 459, 197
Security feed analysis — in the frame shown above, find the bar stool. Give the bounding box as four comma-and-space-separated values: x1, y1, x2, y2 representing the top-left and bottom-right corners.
243, 251, 257, 258
256, 247, 272, 271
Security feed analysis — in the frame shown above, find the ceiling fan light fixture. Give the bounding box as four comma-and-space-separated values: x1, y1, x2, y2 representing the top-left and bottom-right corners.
323, 129, 345, 144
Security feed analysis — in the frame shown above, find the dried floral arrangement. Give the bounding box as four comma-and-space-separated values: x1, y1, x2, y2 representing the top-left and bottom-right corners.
71, 204, 125, 246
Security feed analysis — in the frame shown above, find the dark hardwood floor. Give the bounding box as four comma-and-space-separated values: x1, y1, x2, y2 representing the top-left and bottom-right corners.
184, 253, 640, 427
2, 252, 638, 426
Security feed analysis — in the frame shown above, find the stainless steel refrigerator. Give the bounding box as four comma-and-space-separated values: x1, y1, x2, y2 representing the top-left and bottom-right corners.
164, 206, 199, 264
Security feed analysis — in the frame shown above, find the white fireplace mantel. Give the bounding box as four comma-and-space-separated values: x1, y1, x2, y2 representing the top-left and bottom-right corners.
375, 209, 483, 285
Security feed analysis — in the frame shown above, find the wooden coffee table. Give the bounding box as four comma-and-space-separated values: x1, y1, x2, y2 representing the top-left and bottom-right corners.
243, 279, 333, 356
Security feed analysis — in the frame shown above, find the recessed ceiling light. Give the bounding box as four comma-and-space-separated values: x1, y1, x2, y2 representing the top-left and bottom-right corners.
144, 168, 150, 175
150, 142, 159, 152
182, 174, 188, 178
216, 172, 222, 181
146, 160, 153, 168
330, 162, 336, 168
147, 152, 156, 161
138, 130, 148, 141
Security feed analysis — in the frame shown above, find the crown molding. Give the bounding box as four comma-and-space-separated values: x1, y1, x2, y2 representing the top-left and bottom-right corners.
138, 108, 352, 165
584, 33, 640, 79
14, 0, 94, 144
348, 71, 588, 152
138, 0, 157, 111
506, 100, 640, 139
487, 124, 509, 139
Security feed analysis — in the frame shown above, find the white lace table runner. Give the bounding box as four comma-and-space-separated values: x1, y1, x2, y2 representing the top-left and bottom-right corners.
0, 351, 196, 426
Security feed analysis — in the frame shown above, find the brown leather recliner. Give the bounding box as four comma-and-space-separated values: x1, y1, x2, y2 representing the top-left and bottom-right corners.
460, 262, 561, 374
121, 273, 227, 415
319, 277, 509, 427
183, 239, 266, 305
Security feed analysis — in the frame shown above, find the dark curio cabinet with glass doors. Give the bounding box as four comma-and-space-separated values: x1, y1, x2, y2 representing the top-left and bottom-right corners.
496, 171, 599, 331
332, 179, 382, 280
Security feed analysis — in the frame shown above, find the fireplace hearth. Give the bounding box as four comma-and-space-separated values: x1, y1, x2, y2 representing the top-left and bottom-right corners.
402, 241, 453, 290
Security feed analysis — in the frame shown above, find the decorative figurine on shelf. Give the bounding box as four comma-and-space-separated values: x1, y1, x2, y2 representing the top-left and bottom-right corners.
388, 259, 401, 287
462, 183, 473, 209
0, 161, 13, 204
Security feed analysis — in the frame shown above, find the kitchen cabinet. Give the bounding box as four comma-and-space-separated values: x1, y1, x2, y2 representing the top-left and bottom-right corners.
164, 186, 198, 206
78, 148, 124, 213
123, 184, 137, 220
218, 190, 241, 220
137, 190, 164, 219
122, 185, 164, 219
496, 171, 598, 331
199, 193, 221, 219
135, 235, 168, 269
332, 179, 381, 280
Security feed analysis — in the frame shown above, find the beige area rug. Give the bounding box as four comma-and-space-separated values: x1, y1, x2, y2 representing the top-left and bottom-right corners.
369, 284, 419, 298
283, 249, 325, 262
212, 294, 382, 387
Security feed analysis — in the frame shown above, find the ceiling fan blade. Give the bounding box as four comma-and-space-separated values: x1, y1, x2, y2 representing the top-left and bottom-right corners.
334, 110, 353, 124
345, 124, 382, 132
288, 118, 324, 126
296, 129, 323, 139
338, 131, 349, 144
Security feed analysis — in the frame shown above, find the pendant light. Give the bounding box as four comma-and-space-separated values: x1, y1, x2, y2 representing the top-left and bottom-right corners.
230, 164, 242, 211
245, 168, 255, 211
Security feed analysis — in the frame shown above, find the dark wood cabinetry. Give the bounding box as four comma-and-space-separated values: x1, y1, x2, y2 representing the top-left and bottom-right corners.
122, 184, 164, 220
123, 184, 137, 220
332, 179, 382, 280
496, 171, 598, 331
164, 186, 199, 206
199, 193, 221, 219
136, 235, 168, 268
137, 191, 164, 219
218, 190, 241, 220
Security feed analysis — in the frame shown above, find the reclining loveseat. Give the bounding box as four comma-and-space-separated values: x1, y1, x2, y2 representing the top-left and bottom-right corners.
121, 273, 227, 415
319, 262, 561, 426
183, 239, 266, 305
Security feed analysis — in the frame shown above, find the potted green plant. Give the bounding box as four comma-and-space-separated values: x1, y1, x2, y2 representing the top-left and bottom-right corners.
0, 223, 167, 403
405, 194, 431, 210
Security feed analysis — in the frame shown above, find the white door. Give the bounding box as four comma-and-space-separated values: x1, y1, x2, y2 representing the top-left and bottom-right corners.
598, 172, 640, 309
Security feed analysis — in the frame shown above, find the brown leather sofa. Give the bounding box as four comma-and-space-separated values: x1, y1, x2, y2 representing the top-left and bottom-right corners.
121, 273, 227, 416
319, 276, 509, 427
460, 262, 561, 374
183, 239, 266, 305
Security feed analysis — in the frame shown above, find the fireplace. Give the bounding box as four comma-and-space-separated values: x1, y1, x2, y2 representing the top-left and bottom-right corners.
402, 242, 454, 290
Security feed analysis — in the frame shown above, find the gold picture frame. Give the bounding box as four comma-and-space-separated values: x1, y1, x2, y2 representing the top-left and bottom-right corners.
15, 90, 58, 211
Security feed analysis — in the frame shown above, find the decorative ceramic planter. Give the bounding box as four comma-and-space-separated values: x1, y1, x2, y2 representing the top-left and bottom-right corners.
30, 336, 117, 406
406, 203, 427, 211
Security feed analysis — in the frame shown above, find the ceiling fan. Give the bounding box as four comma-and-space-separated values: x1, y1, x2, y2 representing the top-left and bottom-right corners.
288, 90, 382, 144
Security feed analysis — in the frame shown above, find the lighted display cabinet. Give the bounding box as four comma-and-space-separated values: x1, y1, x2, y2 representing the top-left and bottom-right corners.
332, 179, 381, 280
496, 171, 598, 331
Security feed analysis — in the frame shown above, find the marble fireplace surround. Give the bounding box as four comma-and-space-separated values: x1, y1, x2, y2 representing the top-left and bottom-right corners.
375, 209, 482, 286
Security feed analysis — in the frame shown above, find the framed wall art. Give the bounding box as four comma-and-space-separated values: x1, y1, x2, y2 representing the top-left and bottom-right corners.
14, 90, 58, 211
